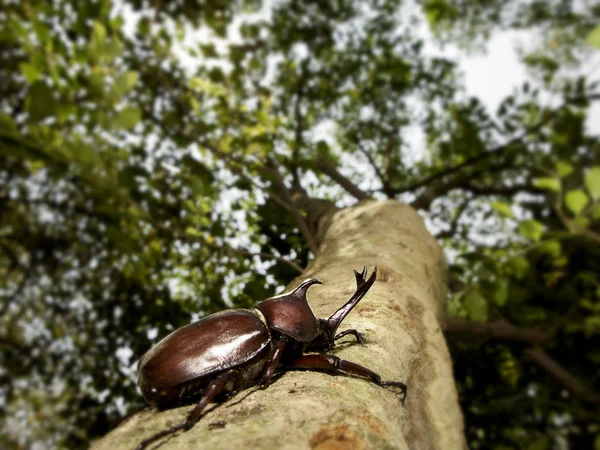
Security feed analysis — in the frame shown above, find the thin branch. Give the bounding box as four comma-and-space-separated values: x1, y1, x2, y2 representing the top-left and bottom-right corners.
0, 241, 20, 269
435, 198, 471, 239
566, 92, 600, 103
201, 239, 304, 274
291, 63, 309, 189
411, 167, 542, 210
556, 204, 600, 245
412, 91, 600, 201
395, 107, 561, 196
202, 144, 296, 214
447, 274, 466, 293
445, 318, 600, 404
0, 264, 31, 317
356, 141, 388, 193
460, 183, 542, 197
0, 336, 28, 351
524, 347, 600, 405
199, 141, 319, 255
315, 156, 371, 201
264, 160, 319, 255
383, 130, 399, 195
444, 318, 553, 346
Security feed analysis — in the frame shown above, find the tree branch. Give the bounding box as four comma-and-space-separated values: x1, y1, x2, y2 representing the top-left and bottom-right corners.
315, 156, 371, 201
524, 347, 600, 405
201, 144, 296, 214
201, 239, 304, 274
264, 161, 320, 255
355, 141, 390, 195
395, 108, 561, 196
291, 63, 309, 189
0, 336, 28, 351
0, 241, 21, 269
435, 198, 471, 239
555, 202, 600, 245
411, 168, 542, 210
444, 318, 553, 346
566, 92, 600, 103
444, 318, 600, 404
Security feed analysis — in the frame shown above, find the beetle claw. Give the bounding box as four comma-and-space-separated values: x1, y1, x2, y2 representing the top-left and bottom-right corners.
333, 329, 364, 345
380, 380, 408, 404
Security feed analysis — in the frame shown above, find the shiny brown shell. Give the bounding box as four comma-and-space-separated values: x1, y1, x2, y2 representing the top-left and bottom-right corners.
138, 309, 271, 404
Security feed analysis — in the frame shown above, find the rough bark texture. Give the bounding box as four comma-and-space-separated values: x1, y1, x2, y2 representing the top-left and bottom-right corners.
92, 200, 466, 450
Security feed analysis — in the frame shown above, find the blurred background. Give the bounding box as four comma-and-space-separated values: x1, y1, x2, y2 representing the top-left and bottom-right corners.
1, 0, 599, 449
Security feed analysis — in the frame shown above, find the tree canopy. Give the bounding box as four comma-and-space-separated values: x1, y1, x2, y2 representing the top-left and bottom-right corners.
1, 0, 599, 449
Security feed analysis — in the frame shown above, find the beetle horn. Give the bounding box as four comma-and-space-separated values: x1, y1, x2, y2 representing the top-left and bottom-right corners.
291, 278, 322, 299
323, 266, 377, 336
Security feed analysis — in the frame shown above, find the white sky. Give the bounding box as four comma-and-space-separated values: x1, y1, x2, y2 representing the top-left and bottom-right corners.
457, 31, 600, 135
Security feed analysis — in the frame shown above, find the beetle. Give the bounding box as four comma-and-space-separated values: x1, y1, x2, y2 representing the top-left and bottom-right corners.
135, 266, 407, 450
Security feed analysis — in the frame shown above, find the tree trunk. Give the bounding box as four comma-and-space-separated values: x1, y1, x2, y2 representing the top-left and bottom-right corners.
92, 200, 466, 450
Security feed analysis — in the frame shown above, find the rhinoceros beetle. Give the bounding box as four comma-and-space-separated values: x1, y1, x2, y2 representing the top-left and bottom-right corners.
135, 267, 407, 450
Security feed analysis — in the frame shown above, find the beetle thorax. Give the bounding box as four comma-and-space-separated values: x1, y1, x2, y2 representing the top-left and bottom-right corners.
255, 296, 319, 343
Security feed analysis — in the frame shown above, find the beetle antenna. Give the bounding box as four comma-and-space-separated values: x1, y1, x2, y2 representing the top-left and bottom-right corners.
323, 266, 377, 336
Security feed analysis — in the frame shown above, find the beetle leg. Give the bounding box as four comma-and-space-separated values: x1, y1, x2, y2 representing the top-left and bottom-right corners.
333, 329, 364, 345
135, 371, 231, 450
259, 335, 288, 388
185, 371, 231, 428
288, 354, 407, 403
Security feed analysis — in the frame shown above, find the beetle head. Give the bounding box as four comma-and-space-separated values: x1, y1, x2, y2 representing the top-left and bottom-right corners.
255, 278, 322, 343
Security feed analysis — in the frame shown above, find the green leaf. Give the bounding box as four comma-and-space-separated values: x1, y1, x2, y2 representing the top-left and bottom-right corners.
20, 62, 41, 83
89, 73, 105, 96
491, 201, 512, 218
532, 177, 560, 191
111, 105, 141, 130
508, 256, 530, 279
200, 43, 218, 58
585, 166, 600, 200
492, 279, 509, 306
555, 161, 573, 177
185, 227, 202, 237
573, 215, 590, 228
111, 71, 139, 102
527, 436, 550, 450
92, 22, 107, 43
584, 316, 600, 336
190, 176, 208, 196
103, 37, 124, 63
189, 77, 226, 96
538, 240, 561, 258
26, 80, 56, 121
565, 189, 589, 215
316, 140, 330, 158
463, 290, 488, 322
117, 71, 138, 93
0, 112, 19, 137
518, 219, 544, 241
586, 25, 600, 49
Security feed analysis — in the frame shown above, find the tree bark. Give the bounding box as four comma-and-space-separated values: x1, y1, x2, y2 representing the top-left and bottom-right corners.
92, 200, 466, 450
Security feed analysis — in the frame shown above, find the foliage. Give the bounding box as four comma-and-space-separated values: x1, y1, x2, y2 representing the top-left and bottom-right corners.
0, 0, 599, 449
